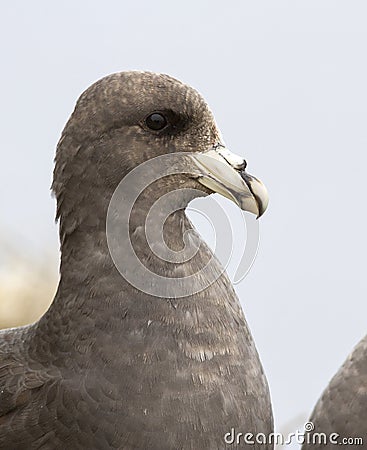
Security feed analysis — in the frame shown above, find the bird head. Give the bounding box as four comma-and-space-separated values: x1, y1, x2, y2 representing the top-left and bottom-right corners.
53, 71, 268, 235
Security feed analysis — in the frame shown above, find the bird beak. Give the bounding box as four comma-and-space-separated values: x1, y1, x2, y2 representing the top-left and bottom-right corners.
190, 144, 269, 218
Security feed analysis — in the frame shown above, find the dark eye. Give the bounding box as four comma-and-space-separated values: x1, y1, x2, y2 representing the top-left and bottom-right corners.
145, 112, 168, 131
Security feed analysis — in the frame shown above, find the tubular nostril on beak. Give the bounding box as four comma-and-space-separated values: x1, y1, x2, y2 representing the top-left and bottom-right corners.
241, 159, 247, 170
213, 144, 247, 170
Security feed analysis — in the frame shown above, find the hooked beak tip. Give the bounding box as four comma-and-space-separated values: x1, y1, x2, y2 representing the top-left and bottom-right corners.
240, 171, 269, 218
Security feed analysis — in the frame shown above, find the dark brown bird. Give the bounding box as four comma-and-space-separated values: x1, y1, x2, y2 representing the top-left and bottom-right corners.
0, 72, 272, 449
302, 336, 367, 449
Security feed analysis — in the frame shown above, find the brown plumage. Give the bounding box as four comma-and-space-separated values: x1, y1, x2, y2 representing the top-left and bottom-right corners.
302, 336, 367, 449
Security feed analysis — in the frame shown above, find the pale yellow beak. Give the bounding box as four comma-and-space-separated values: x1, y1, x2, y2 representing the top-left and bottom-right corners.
190, 144, 269, 218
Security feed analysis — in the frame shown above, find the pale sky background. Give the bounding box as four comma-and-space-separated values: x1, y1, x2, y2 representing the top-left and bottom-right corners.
1, 1, 367, 446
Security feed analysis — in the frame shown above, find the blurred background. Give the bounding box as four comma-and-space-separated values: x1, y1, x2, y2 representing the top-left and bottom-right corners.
1, 1, 366, 447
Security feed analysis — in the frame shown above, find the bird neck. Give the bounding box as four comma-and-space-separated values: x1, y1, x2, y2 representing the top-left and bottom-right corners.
36, 200, 209, 330
57, 205, 193, 283
32, 175, 230, 360
31, 190, 242, 370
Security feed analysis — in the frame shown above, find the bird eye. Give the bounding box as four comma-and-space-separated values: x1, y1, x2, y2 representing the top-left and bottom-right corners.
145, 113, 168, 131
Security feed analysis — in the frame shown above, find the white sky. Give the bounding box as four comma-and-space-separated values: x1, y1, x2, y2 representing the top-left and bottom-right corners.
1, 1, 367, 443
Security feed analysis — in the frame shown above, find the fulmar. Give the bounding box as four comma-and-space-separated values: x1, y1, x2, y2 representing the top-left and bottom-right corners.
0, 71, 272, 449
